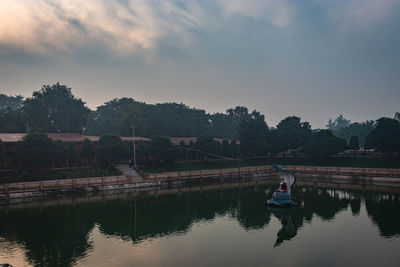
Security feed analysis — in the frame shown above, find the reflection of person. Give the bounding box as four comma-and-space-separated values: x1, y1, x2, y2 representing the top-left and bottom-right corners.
275, 178, 287, 193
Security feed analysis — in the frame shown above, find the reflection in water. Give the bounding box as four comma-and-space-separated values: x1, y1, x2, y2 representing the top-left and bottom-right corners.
0, 183, 399, 266
270, 208, 297, 247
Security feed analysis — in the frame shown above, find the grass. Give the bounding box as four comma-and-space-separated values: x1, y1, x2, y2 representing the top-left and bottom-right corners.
138, 157, 400, 173
0, 167, 122, 183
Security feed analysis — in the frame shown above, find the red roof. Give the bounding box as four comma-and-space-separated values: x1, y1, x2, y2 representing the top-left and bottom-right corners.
0, 133, 151, 143
170, 137, 197, 146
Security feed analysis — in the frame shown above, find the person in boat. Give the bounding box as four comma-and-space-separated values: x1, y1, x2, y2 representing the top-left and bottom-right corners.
275, 178, 287, 193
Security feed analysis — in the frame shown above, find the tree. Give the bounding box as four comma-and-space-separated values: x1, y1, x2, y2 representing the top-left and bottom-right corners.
303, 130, 347, 157
96, 134, 127, 166
365, 118, 400, 153
208, 112, 237, 139
395, 112, 400, 121
0, 94, 23, 111
137, 140, 149, 161
238, 110, 268, 156
333, 121, 374, 146
195, 134, 221, 156
349, 135, 359, 150
276, 116, 312, 152
230, 139, 240, 158
15, 133, 56, 168
221, 139, 231, 158
0, 108, 26, 132
149, 136, 178, 163
0, 139, 4, 166
178, 140, 187, 160
23, 83, 90, 133
81, 138, 95, 164
54, 139, 67, 166
327, 114, 351, 131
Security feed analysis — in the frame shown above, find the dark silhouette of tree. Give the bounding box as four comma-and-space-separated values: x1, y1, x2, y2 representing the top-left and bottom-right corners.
365, 117, 400, 153
327, 114, 351, 131
395, 112, 400, 121
96, 134, 127, 167
23, 83, 90, 133
303, 130, 347, 157
276, 116, 312, 152
15, 132, 56, 168
333, 120, 374, 145
178, 140, 187, 160
349, 135, 359, 150
0, 94, 23, 111
221, 139, 231, 157
0, 139, 4, 165
149, 136, 178, 163
238, 110, 268, 156
0, 108, 26, 132
81, 138, 95, 164
230, 139, 240, 158
195, 134, 221, 156
54, 139, 67, 166
208, 112, 237, 138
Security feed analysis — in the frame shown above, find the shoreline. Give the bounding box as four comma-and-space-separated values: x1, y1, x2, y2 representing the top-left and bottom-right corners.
1, 165, 400, 202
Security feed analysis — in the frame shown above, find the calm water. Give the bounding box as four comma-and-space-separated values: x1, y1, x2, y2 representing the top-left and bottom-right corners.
1, 182, 400, 267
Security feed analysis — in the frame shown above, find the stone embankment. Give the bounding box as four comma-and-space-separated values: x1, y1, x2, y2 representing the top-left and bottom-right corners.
1, 165, 400, 201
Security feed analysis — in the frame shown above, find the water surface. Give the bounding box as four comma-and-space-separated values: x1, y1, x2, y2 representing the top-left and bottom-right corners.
0, 182, 399, 266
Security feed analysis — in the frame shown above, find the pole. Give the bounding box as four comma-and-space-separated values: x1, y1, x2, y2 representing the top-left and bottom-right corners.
131, 124, 136, 168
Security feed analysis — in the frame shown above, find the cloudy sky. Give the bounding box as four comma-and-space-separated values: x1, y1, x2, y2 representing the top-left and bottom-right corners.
1, 0, 399, 128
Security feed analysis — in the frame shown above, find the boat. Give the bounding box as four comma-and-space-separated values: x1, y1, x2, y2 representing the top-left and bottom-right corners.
265, 164, 298, 207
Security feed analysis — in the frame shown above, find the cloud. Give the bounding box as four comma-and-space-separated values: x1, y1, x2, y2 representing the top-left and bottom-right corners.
327, 0, 400, 32
0, 0, 293, 55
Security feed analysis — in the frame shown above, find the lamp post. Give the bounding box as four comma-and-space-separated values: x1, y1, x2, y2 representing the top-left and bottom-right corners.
131, 124, 136, 168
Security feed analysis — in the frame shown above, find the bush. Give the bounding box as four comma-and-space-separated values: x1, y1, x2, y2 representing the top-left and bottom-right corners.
96, 134, 127, 166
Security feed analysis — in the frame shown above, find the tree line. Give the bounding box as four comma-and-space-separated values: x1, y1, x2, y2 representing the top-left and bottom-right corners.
1, 83, 399, 162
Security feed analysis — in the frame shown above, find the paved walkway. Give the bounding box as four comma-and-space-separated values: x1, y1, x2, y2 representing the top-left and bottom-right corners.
114, 164, 144, 183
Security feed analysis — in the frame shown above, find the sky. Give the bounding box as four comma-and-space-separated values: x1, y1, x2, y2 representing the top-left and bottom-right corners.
0, 0, 399, 128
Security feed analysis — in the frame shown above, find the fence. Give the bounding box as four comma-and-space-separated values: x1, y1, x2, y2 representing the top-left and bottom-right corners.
144, 165, 400, 180
2, 165, 400, 195
0, 176, 134, 194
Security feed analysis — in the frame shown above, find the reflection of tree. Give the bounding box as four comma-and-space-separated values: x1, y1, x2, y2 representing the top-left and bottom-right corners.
365, 192, 400, 238
0, 204, 95, 267
0, 184, 398, 266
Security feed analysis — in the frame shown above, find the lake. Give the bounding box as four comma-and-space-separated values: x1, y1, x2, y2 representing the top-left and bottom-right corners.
1, 181, 400, 267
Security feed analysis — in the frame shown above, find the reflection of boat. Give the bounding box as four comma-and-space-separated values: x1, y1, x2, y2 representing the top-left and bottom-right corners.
270, 207, 297, 247
265, 165, 297, 207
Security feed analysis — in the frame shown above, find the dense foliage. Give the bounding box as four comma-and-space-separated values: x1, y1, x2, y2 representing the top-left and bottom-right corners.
349, 135, 360, 150
81, 138, 95, 163
0, 85, 398, 162
0, 139, 4, 164
23, 83, 90, 133
333, 120, 374, 146
327, 114, 351, 131
0, 94, 23, 111
365, 118, 400, 153
149, 136, 178, 163
15, 133, 57, 168
96, 134, 127, 166
303, 130, 348, 157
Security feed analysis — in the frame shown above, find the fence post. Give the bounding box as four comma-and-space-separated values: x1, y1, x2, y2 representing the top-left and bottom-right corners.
4, 183, 8, 194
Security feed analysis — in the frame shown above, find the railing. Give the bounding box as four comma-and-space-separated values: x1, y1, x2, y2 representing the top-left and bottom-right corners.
0, 176, 134, 194
144, 165, 274, 180
2, 165, 400, 195
144, 165, 400, 180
